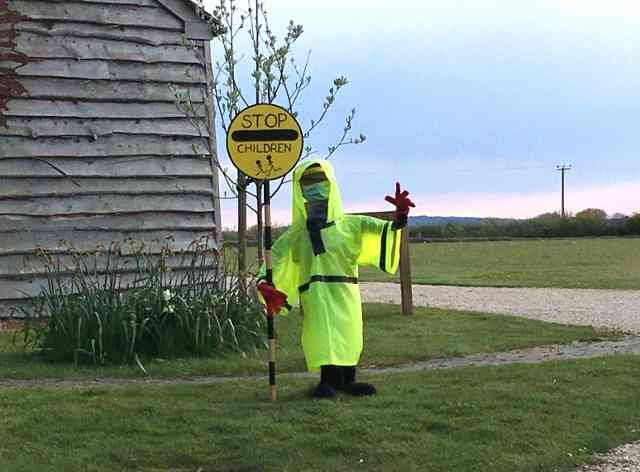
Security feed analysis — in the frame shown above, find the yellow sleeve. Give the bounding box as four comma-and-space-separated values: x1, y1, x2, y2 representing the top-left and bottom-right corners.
355, 216, 401, 274
256, 227, 302, 314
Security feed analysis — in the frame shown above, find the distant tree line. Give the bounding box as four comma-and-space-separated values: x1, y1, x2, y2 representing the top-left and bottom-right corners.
221, 209, 640, 244
409, 209, 640, 239
222, 223, 289, 245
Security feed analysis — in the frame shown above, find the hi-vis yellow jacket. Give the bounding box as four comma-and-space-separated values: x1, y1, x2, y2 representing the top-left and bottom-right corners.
259, 159, 401, 372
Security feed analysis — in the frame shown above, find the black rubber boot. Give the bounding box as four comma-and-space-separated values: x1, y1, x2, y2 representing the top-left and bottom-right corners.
340, 366, 376, 396
311, 383, 337, 398
311, 365, 339, 398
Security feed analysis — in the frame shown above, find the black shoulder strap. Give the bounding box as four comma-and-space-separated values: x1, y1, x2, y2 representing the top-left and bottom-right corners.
306, 222, 325, 255
306, 220, 336, 256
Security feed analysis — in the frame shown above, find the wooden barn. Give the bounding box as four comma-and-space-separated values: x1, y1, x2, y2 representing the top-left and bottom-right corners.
0, 0, 223, 318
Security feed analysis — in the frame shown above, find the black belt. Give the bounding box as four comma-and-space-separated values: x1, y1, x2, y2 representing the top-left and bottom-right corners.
299, 275, 358, 293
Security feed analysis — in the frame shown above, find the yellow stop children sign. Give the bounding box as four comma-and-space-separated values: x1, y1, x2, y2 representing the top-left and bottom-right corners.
226, 103, 303, 180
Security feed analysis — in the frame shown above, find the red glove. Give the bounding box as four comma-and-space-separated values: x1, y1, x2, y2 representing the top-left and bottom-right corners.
385, 182, 415, 228
257, 282, 288, 317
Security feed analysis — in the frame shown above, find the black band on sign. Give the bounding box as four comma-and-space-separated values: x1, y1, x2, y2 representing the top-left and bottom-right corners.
232, 129, 299, 142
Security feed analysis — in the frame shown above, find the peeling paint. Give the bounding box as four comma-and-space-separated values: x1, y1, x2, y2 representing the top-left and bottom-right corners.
0, 0, 33, 127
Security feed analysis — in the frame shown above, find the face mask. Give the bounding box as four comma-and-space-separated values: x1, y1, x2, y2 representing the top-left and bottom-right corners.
302, 181, 330, 202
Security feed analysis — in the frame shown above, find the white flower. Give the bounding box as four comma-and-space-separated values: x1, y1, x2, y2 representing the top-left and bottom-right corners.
162, 290, 175, 314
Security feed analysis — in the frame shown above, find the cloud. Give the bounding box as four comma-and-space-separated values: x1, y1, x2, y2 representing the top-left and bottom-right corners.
344, 180, 640, 219
221, 179, 640, 230
221, 180, 640, 229
208, 0, 640, 229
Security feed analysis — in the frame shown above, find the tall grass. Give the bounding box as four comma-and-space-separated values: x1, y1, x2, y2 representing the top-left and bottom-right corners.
18, 237, 265, 368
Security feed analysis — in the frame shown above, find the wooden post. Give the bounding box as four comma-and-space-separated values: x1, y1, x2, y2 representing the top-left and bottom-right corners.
263, 178, 276, 401
352, 211, 413, 316
399, 227, 413, 316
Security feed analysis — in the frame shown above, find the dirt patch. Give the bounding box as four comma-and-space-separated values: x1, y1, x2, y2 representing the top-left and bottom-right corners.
0, 319, 25, 332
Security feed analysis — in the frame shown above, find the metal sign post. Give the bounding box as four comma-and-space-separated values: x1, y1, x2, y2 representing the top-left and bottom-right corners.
263, 178, 276, 400
226, 103, 303, 401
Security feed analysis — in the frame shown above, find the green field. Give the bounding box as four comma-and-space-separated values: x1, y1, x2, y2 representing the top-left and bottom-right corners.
1, 357, 639, 471
0, 303, 613, 381
359, 237, 640, 289
0, 297, 634, 471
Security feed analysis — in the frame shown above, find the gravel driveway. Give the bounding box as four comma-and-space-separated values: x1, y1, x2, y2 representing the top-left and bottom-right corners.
360, 283, 640, 333
361, 282, 640, 471
575, 441, 640, 472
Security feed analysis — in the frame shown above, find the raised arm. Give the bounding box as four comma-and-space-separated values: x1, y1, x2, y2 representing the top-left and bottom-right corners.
385, 182, 415, 230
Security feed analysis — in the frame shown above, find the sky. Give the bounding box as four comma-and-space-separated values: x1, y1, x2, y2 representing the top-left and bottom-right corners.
205, 0, 640, 228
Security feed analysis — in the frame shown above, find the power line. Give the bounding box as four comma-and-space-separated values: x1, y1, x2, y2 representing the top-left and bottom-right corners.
556, 164, 572, 217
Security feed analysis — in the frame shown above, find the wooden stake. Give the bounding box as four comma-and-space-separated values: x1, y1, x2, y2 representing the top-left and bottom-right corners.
399, 228, 413, 316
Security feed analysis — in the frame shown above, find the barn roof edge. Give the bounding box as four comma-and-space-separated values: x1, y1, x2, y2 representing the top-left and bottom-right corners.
156, 0, 222, 40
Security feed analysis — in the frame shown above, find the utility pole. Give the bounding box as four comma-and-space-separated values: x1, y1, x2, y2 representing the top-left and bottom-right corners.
556, 164, 571, 217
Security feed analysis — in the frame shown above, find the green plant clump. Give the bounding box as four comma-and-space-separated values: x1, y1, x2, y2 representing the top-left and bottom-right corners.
18, 238, 265, 368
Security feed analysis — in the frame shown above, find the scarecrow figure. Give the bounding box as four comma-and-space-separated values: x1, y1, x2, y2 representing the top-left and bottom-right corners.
257, 159, 414, 398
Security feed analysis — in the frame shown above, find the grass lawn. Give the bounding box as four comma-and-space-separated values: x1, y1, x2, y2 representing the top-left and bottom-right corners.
1, 356, 639, 471
0, 303, 616, 380
359, 238, 640, 289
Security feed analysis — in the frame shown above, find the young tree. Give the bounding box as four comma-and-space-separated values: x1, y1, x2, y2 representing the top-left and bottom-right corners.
181, 0, 366, 289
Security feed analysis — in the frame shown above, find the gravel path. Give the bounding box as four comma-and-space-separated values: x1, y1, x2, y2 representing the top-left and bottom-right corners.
360, 283, 640, 333
1, 336, 638, 390
575, 441, 640, 472
367, 336, 640, 374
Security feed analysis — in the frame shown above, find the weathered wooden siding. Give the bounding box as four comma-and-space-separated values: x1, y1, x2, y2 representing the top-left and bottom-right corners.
0, 0, 221, 317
